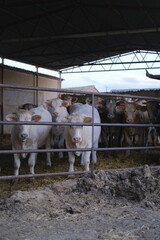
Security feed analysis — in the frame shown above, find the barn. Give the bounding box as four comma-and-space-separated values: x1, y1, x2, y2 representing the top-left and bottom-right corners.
0, 1, 160, 240
0, 0, 160, 179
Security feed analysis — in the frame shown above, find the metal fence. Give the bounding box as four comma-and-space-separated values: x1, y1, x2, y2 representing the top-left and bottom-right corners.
0, 83, 160, 181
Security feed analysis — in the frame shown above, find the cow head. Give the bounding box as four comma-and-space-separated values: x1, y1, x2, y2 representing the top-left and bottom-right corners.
45, 97, 70, 121
105, 99, 117, 119
63, 113, 92, 144
116, 101, 144, 124
6, 110, 41, 142
18, 103, 37, 110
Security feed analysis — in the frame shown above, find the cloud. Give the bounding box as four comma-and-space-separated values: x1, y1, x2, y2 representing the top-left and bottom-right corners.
62, 70, 160, 92
122, 77, 139, 84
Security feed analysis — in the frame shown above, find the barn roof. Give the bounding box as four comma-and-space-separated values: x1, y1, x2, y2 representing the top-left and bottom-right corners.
0, 0, 160, 71
64, 85, 99, 93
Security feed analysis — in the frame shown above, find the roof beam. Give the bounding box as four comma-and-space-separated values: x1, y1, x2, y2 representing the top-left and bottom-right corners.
1, 27, 160, 43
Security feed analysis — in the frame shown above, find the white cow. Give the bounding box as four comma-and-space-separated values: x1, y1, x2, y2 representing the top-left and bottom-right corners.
45, 97, 71, 159
63, 103, 101, 173
6, 106, 52, 176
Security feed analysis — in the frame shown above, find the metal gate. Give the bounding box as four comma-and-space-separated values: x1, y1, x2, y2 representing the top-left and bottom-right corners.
0, 83, 160, 181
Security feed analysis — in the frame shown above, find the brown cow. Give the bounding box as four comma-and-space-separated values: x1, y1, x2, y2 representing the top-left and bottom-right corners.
116, 100, 149, 155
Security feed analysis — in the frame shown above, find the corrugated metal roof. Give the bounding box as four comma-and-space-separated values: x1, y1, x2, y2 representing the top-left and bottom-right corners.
0, 0, 160, 71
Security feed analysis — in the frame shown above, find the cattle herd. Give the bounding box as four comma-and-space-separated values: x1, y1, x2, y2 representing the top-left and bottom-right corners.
5, 94, 160, 177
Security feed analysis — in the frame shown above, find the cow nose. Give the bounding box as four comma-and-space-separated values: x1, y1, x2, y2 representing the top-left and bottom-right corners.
20, 133, 28, 140
127, 119, 133, 124
73, 137, 81, 143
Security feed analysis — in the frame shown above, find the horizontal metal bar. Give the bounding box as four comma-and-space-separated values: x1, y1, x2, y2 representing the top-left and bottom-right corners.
0, 121, 94, 126
61, 66, 160, 73
0, 148, 92, 154
1, 165, 160, 181
0, 83, 94, 95
0, 83, 160, 101
0, 121, 160, 127
0, 145, 159, 155
0, 170, 90, 180
95, 93, 160, 101
96, 146, 160, 151
96, 123, 160, 127
2, 27, 160, 43
84, 60, 160, 66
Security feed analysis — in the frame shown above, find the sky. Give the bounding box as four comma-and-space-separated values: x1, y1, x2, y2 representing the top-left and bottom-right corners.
2, 57, 160, 93
61, 69, 160, 92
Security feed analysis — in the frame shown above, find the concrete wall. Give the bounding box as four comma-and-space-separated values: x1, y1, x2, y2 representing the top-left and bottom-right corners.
0, 66, 61, 134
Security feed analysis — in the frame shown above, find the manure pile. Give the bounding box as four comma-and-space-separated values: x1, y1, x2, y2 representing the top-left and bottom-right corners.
0, 166, 160, 240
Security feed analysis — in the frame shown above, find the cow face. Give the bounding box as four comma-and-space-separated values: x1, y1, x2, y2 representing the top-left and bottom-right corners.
124, 104, 141, 124
105, 99, 116, 119
6, 110, 41, 142
116, 102, 141, 124
64, 113, 92, 144
46, 98, 70, 122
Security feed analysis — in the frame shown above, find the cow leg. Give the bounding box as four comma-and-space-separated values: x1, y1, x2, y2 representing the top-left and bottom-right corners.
45, 137, 51, 167
58, 152, 63, 159
83, 151, 91, 171
28, 153, 37, 174
124, 131, 133, 156
80, 152, 84, 165
91, 151, 97, 163
68, 152, 75, 172
101, 126, 109, 157
134, 135, 139, 145
92, 140, 99, 163
58, 134, 64, 159
13, 153, 21, 176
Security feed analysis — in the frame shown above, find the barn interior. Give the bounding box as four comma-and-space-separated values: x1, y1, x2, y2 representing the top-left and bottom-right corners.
0, 0, 160, 189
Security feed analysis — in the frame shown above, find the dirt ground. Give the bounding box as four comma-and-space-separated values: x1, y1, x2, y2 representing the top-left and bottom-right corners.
0, 135, 160, 240
0, 166, 160, 240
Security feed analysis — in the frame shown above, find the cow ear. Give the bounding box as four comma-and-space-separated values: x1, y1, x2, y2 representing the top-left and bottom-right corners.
97, 102, 104, 111
32, 115, 41, 122
61, 116, 69, 122
85, 97, 92, 105
6, 113, 18, 121
116, 101, 125, 111
83, 117, 92, 123
62, 100, 71, 108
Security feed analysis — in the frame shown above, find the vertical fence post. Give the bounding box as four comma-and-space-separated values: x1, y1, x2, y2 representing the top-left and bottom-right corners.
91, 92, 95, 175
1, 59, 4, 135
35, 66, 38, 106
